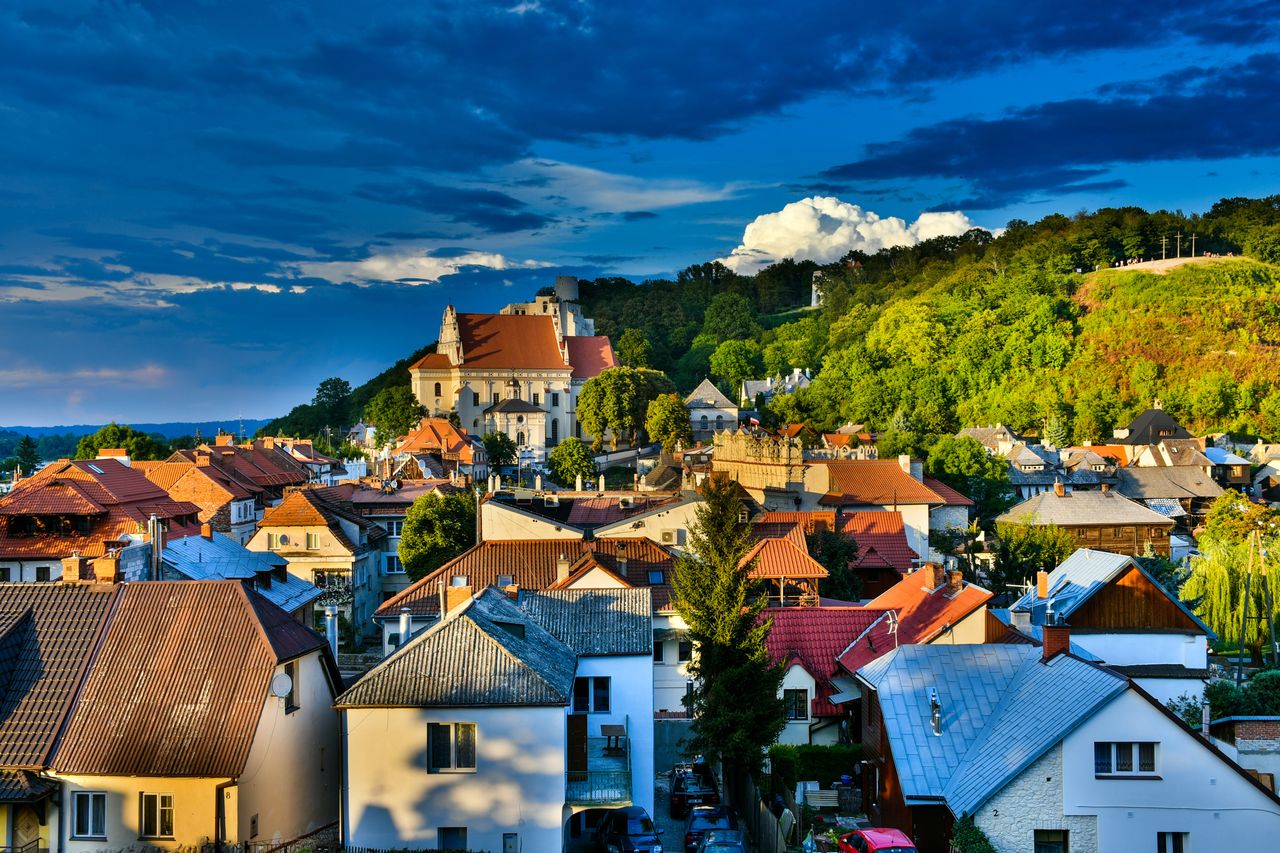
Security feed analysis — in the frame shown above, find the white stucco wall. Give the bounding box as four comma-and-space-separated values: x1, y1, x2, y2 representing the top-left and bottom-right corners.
777, 664, 817, 746
1062, 689, 1280, 850
975, 743, 1097, 853
596, 499, 701, 552
343, 705, 567, 852
1073, 632, 1208, 669
653, 612, 692, 715
927, 606, 988, 646
575, 654, 655, 816
479, 501, 584, 541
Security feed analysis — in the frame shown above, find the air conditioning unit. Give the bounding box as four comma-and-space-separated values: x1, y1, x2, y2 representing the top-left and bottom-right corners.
661, 531, 676, 544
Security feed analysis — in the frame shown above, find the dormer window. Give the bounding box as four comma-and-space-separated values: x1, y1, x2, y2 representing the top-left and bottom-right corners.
450, 575, 468, 587
496, 575, 514, 588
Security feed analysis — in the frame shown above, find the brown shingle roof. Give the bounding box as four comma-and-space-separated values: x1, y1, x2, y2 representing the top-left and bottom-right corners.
52, 581, 327, 777
456, 313, 568, 370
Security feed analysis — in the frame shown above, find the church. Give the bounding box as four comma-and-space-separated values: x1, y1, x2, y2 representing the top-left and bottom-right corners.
409, 277, 617, 463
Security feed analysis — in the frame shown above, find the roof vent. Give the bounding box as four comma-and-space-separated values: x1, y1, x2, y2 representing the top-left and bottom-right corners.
930, 688, 942, 736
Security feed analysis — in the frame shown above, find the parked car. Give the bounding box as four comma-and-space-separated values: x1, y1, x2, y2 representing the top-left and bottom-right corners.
670, 771, 720, 817
838, 827, 917, 853
683, 806, 738, 853
595, 806, 665, 853
695, 828, 747, 852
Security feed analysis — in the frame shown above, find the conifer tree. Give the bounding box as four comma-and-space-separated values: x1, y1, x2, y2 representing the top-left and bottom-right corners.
673, 475, 785, 775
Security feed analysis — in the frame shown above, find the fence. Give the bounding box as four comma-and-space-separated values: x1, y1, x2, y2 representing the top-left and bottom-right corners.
728, 768, 794, 853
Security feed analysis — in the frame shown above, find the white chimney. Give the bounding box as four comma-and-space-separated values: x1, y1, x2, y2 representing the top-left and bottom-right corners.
325, 605, 339, 656
598, 474, 606, 492
535, 474, 543, 490
557, 553, 571, 582
399, 607, 411, 647
575, 473, 584, 492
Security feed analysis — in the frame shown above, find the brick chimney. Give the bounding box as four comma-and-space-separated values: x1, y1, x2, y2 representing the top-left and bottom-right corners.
1053, 480, 1065, 497
1036, 570, 1050, 599
946, 569, 963, 595
195, 453, 212, 467
920, 562, 945, 590
1100, 482, 1110, 493
201, 522, 213, 540
96, 448, 131, 467
91, 553, 121, 584
445, 585, 473, 614
556, 553, 571, 583
60, 554, 89, 583
1042, 619, 1071, 662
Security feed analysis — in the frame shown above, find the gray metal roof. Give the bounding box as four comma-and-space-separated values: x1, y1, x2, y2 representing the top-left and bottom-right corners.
997, 488, 1172, 527
1113, 466, 1223, 501
685, 378, 736, 410
162, 531, 322, 613
518, 588, 652, 656
1205, 446, 1250, 466
856, 643, 1126, 816
337, 587, 577, 708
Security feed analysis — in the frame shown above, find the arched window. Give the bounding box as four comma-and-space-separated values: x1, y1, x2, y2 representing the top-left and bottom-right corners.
715, 415, 724, 430
472, 419, 479, 429
516, 431, 526, 446
433, 382, 442, 397
550, 419, 559, 443
700, 415, 709, 430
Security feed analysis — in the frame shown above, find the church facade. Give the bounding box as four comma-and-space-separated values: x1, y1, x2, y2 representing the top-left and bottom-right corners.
409, 277, 617, 463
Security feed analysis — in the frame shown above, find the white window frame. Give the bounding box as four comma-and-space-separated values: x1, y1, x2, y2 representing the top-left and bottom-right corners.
306, 532, 319, 550
140, 792, 175, 839
72, 791, 107, 839
1094, 741, 1158, 777
385, 554, 405, 574
428, 722, 477, 773
385, 520, 404, 537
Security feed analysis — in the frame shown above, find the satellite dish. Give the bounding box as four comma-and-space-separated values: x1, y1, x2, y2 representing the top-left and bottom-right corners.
279, 534, 290, 546
270, 672, 293, 698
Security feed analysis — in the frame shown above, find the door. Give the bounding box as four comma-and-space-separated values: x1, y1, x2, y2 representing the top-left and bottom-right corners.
567, 713, 588, 782
14, 805, 40, 850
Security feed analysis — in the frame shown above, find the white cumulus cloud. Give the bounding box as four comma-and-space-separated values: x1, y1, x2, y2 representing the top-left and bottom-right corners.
719, 197, 982, 273
295, 250, 553, 285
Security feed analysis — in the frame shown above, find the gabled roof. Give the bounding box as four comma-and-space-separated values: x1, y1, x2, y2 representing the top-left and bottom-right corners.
1008, 548, 1214, 637
409, 351, 453, 370
456, 313, 569, 370
565, 335, 618, 379
740, 536, 829, 580
842, 511, 919, 572
685, 378, 736, 410
162, 531, 322, 614
996, 488, 1174, 527
856, 644, 1126, 815
52, 581, 329, 777
396, 417, 475, 461
765, 607, 887, 717
1113, 466, 1224, 501
517, 588, 651, 656
485, 398, 544, 414
338, 587, 576, 707
819, 460, 955, 507
1115, 407, 1192, 445
1205, 446, 1251, 466
958, 425, 1020, 451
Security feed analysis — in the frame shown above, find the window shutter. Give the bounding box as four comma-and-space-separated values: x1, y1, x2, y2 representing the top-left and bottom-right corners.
428, 723, 451, 770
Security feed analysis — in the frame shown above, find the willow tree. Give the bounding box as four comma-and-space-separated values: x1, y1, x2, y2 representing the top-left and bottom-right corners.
1182, 539, 1280, 662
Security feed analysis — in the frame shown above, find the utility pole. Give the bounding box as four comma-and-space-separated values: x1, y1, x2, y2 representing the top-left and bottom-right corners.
1175, 231, 1183, 259
1160, 235, 1168, 260
1239, 533, 1255, 685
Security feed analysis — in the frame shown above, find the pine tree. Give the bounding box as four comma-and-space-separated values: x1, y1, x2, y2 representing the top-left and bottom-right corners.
13, 436, 40, 474
673, 474, 786, 775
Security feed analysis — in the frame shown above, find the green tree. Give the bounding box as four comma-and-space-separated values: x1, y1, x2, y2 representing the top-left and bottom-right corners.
925, 435, 1014, 521
646, 393, 693, 453
73, 422, 165, 461
399, 491, 476, 582
578, 367, 674, 450
482, 431, 517, 468
1182, 539, 1280, 662
615, 328, 652, 368
806, 530, 861, 601
700, 292, 761, 343
548, 437, 596, 486
709, 339, 763, 395
673, 475, 786, 773
1201, 490, 1280, 545
1043, 412, 1071, 447
365, 386, 427, 446
312, 377, 353, 427
13, 436, 40, 474
991, 522, 1078, 594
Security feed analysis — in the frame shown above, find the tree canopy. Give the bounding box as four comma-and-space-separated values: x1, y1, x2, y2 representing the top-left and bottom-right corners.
615, 327, 652, 368
482, 431, 517, 468
398, 491, 476, 582
709, 339, 763, 394
645, 393, 693, 454
365, 385, 427, 447
577, 367, 675, 450
73, 422, 167, 462
547, 437, 595, 486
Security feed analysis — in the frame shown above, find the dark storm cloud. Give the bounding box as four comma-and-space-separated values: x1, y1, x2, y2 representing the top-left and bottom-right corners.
354, 180, 555, 234
821, 52, 1280, 209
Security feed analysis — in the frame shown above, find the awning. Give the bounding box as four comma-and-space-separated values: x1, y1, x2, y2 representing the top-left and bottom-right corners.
653, 627, 687, 641
0, 771, 58, 803
828, 675, 860, 705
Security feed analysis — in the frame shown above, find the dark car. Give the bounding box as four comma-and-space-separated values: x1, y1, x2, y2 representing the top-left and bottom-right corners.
594, 806, 665, 853
695, 829, 747, 852
683, 806, 738, 853
670, 772, 720, 818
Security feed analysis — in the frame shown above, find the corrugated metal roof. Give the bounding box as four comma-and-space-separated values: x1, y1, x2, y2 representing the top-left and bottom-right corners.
0, 584, 118, 770
518, 588, 651, 656
339, 588, 576, 708
53, 581, 327, 777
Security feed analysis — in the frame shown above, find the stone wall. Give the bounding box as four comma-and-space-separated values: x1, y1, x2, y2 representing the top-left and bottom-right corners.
976, 743, 1096, 853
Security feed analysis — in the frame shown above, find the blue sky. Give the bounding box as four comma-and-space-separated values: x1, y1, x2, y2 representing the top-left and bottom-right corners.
2, 0, 1279, 426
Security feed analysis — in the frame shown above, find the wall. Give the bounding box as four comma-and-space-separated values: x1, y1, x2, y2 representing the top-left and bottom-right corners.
653, 612, 692, 715
575, 653, 655, 817
1072, 632, 1207, 669
343, 704, 566, 852
777, 664, 816, 746
975, 743, 1098, 853
1062, 689, 1280, 850
596, 499, 701, 552
56, 774, 225, 853
927, 607, 988, 646
480, 501, 583, 541
235, 651, 340, 846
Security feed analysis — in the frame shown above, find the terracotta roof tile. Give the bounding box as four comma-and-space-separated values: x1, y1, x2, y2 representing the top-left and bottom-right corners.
456, 313, 568, 370
740, 537, 828, 580
565, 335, 618, 379
818, 460, 951, 506
841, 511, 919, 572
409, 351, 453, 370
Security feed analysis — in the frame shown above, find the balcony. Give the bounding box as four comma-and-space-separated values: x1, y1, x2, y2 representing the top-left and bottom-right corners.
566, 735, 631, 806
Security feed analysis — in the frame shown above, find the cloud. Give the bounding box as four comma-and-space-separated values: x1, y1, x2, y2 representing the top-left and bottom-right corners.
0, 363, 169, 389
507, 160, 743, 212
354, 179, 554, 233
295, 248, 554, 285
718, 197, 980, 272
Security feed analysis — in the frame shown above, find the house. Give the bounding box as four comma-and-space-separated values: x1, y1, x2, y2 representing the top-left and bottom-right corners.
186, 437, 308, 506
136, 447, 262, 544
408, 278, 617, 460
0, 580, 340, 853
958, 424, 1021, 454
0, 457, 201, 582
247, 488, 386, 639
744, 522, 829, 606
1129, 438, 1212, 470
856, 640, 1280, 853
161, 523, 323, 619
338, 586, 653, 852
479, 488, 701, 550
1112, 465, 1223, 538
686, 378, 739, 441
1204, 445, 1252, 489
759, 510, 920, 598
740, 368, 811, 408
1004, 443, 1108, 500
1006, 549, 1214, 705
389, 417, 488, 481
997, 483, 1175, 557
1208, 716, 1280, 792
1113, 402, 1193, 445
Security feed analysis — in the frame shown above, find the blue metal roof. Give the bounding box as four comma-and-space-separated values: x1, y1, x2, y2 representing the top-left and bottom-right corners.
162, 532, 322, 614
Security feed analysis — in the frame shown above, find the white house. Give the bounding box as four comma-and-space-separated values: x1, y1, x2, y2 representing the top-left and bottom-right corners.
339, 586, 654, 852
686, 378, 739, 442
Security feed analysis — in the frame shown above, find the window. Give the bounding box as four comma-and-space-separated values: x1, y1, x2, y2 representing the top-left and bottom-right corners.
648, 570, 664, 585
516, 431, 526, 446
450, 575, 468, 587
473, 391, 481, 407
493, 393, 501, 404
385, 520, 404, 536
250, 814, 259, 839
0, 567, 10, 582
1033, 829, 1067, 853
653, 640, 665, 662
284, 660, 298, 713
678, 640, 693, 662
434, 382, 442, 397
784, 689, 808, 720
140, 792, 175, 838
267, 532, 278, 549
35, 565, 51, 582
700, 415, 709, 430
428, 723, 476, 772
1157, 832, 1189, 853
496, 574, 514, 588
715, 415, 724, 430
572, 676, 611, 713
550, 419, 559, 443
306, 532, 319, 549
439, 828, 468, 849
551, 392, 560, 407
1094, 741, 1157, 777
72, 791, 106, 839
532, 393, 540, 405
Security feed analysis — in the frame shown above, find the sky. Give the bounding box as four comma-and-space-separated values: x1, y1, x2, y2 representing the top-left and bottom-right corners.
2, 0, 1280, 426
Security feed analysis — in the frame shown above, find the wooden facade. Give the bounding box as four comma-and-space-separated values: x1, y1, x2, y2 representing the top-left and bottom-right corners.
1063, 521, 1172, 558
1069, 565, 1201, 632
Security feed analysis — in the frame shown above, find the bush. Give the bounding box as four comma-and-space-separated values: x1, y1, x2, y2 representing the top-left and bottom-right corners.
769, 743, 863, 791
952, 815, 997, 853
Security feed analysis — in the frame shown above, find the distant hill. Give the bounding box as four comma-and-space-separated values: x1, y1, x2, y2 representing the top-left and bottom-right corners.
0, 419, 271, 439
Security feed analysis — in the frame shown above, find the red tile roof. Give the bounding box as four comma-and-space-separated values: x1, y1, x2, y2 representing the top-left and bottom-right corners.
759, 511, 837, 534
455, 313, 569, 370
409, 351, 453, 370
764, 607, 887, 716
568, 497, 629, 526
396, 417, 475, 462
818, 460, 962, 506
922, 477, 975, 507
565, 335, 618, 379
841, 511, 919, 572
741, 537, 829, 580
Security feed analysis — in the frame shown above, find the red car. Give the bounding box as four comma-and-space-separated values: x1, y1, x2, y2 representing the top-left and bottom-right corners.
838, 828, 917, 853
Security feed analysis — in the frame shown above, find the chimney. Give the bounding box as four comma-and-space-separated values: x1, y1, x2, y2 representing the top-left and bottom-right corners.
445, 585, 473, 614
324, 605, 339, 656
575, 473, 584, 492
399, 607, 412, 647
556, 553, 571, 582
898, 454, 912, 475
920, 562, 945, 590
1100, 482, 1110, 493
1053, 480, 1065, 497
195, 453, 212, 467
91, 553, 121, 584
946, 569, 963, 595
201, 522, 213, 539
263, 437, 276, 450
215, 432, 234, 446
535, 474, 542, 491
1036, 570, 1050, 599
1201, 698, 1212, 741
1041, 618, 1071, 662
616, 541, 628, 575
598, 474, 606, 492
60, 554, 89, 583
96, 448, 130, 467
